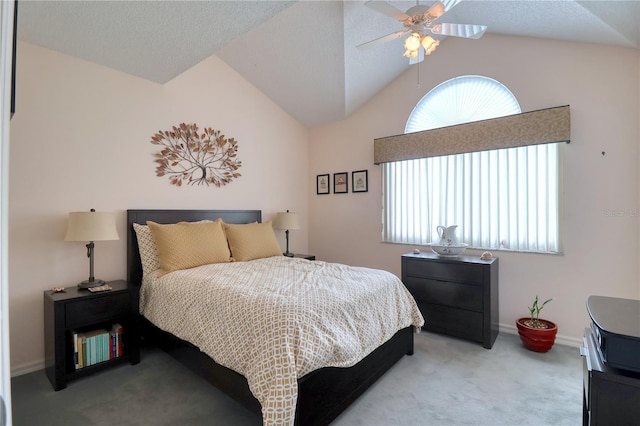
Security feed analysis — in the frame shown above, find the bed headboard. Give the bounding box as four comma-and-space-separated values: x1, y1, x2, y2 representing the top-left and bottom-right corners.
126, 209, 262, 286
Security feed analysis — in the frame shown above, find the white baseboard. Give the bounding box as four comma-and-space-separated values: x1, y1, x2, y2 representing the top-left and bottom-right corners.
500, 322, 583, 348
11, 360, 44, 378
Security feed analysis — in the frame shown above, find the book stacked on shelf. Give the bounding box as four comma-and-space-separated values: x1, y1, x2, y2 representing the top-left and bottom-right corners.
72, 323, 124, 369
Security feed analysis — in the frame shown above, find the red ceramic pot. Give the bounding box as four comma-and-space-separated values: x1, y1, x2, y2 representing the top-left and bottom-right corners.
516, 317, 558, 353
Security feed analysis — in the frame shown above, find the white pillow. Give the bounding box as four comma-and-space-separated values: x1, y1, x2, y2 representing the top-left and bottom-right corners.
133, 222, 160, 276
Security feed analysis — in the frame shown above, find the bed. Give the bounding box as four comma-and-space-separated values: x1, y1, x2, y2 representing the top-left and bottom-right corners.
126, 209, 423, 425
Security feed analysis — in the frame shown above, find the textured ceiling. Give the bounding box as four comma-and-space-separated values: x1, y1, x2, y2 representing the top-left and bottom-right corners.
17, 1, 640, 127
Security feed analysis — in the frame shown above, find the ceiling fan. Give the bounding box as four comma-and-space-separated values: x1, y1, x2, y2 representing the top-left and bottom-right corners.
358, 0, 487, 64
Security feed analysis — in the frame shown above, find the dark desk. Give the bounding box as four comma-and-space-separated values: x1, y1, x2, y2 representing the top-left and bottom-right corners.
582, 328, 640, 425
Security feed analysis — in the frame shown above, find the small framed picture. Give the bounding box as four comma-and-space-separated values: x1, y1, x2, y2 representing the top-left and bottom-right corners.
316, 174, 330, 195
352, 170, 368, 193
333, 172, 348, 194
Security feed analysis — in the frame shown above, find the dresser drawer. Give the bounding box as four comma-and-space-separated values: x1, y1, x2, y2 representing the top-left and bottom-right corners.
405, 276, 483, 311
404, 258, 483, 284
422, 304, 483, 342
65, 293, 129, 329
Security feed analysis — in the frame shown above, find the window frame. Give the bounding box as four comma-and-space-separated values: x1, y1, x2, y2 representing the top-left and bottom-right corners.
381, 75, 563, 254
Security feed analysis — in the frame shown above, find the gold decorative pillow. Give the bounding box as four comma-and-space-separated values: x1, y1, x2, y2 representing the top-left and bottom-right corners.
147, 219, 231, 277
224, 221, 283, 262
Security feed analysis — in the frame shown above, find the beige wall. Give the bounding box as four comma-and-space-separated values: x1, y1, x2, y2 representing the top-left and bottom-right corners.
8, 33, 640, 374
309, 34, 640, 345
8, 42, 309, 374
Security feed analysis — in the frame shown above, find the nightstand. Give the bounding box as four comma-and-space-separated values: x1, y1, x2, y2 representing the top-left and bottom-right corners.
43, 280, 140, 390
293, 253, 315, 260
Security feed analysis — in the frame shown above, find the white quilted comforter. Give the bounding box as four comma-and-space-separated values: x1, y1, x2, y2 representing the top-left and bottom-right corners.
140, 256, 424, 425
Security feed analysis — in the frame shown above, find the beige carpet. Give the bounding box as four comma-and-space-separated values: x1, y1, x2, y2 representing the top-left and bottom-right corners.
12, 331, 582, 426
334, 331, 581, 425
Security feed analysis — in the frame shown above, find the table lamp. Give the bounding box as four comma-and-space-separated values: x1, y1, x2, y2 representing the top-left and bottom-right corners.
274, 210, 300, 257
64, 209, 119, 288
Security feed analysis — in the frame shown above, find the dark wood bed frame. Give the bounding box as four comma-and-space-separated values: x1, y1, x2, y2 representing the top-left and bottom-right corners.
126, 209, 415, 425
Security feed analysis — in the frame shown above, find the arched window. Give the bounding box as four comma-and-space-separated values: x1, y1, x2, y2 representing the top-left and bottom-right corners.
382, 75, 560, 253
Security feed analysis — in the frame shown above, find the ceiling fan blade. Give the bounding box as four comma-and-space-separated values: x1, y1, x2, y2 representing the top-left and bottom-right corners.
428, 23, 487, 39
357, 30, 408, 49
441, 0, 463, 14
364, 0, 410, 22
423, 0, 463, 21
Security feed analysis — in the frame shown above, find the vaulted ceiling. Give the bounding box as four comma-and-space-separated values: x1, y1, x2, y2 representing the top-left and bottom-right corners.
17, 1, 640, 127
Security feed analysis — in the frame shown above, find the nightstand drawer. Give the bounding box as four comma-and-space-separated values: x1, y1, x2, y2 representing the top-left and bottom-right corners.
404, 277, 482, 311
404, 259, 482, 284
65, 293, 129, 329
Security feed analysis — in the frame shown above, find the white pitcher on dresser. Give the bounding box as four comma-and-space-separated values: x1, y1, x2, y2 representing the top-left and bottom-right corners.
436, 225, 459, 246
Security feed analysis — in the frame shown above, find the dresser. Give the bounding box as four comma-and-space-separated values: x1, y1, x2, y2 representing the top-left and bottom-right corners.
401, 252, 499, 349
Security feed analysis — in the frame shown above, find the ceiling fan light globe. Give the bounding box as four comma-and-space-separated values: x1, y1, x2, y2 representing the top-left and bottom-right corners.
403, 49, 418, 59
421, 35, 439, 54
425, 44, 439, 55
404, 32, 422, 51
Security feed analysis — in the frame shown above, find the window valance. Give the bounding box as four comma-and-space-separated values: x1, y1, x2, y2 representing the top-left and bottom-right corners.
374, 105, 570, 164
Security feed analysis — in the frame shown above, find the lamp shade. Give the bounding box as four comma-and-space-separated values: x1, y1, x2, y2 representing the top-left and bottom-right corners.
65, 211, 119, 242
274, 211, 300, 231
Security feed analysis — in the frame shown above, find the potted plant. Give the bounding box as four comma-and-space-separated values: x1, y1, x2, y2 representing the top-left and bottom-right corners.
516, 296, 557, 352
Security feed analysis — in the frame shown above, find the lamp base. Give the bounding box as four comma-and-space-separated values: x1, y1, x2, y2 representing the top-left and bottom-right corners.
78, 279, 105, 289
283, 252, 294, 257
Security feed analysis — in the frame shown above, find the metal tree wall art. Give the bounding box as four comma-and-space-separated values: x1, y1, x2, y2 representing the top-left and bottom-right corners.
151, 123, 241, 187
